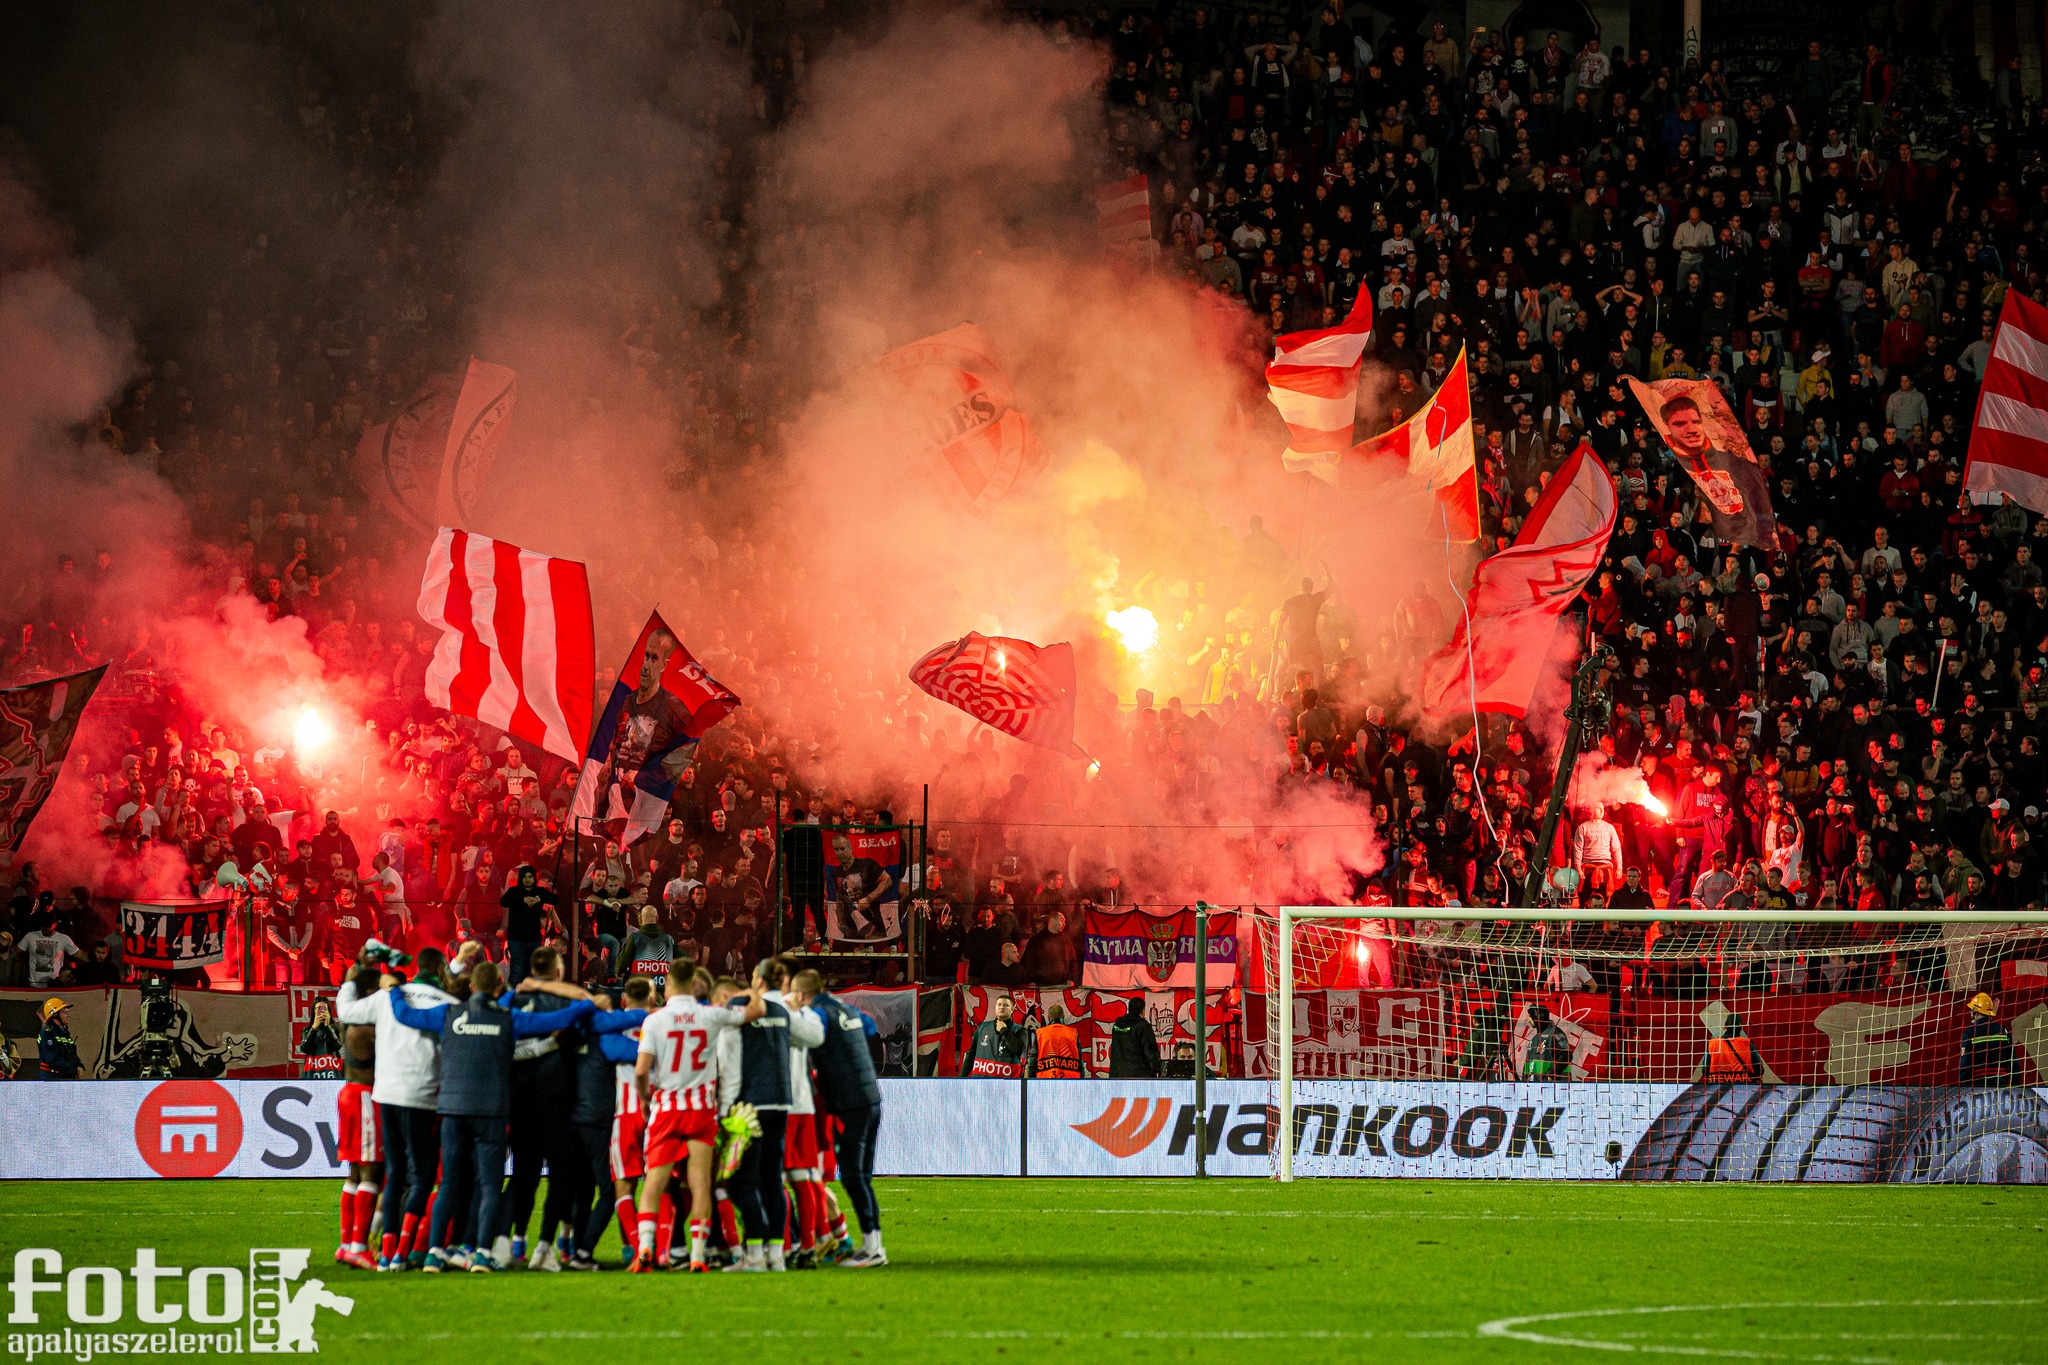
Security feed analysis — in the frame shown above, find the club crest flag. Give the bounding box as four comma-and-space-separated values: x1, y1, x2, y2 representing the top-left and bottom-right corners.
355, 358, 516, 534
1626, 376, 1777, 549
909, 632, 1082, 758
572, 612, 740, 845
1421, 443, 1617, 719
876, 323, 1050, 513
0, 664, 105, 851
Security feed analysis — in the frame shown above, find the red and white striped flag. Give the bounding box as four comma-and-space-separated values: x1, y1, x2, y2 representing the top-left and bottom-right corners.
1966, 289, 2048, 512
1095, 174, 1156, 258
1420, 443, 1616, 719
909, 632, 1083, 758
417, 527, 596, 763
1352, 346, 1480, 540
1266, 291, 1373, 482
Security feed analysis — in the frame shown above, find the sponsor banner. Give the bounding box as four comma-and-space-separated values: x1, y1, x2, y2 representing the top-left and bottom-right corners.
1288, 1080, 1682, 1178
0, 1079, 346, 1180
1082, 908, 1239, 990
872, 1078, 1020, 1176
1028, 1080, 1273, 1176
1, 1078, 2044, 1181
825, 828, 905, 945
121, 900, 231, 970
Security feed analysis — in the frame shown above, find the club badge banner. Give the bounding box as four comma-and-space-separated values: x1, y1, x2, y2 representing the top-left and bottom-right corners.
121, 901, 231, 970
0, 665, 106, 851
1082, 908, 1238, 990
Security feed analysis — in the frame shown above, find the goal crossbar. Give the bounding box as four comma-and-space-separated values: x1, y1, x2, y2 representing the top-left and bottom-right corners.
1269, 905, 2048, 1182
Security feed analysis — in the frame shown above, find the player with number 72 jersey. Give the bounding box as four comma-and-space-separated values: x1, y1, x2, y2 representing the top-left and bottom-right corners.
637, 994, 750, 1117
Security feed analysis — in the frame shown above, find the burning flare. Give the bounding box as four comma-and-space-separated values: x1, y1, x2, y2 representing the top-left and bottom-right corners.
1105, 606, 1158, 653
293, 704, 334, 756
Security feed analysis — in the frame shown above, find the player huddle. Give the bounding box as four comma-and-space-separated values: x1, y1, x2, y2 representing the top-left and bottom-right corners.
328, 940, 885, 1274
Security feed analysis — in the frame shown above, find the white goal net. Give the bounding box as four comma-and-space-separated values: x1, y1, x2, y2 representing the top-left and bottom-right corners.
1250, 907, 2048, 1184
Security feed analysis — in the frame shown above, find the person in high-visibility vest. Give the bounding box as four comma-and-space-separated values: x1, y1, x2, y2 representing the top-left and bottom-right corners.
1702, 1011, 1764, 1082
1959, 993, 2015, 1084
1034, 1004, 1084, 1079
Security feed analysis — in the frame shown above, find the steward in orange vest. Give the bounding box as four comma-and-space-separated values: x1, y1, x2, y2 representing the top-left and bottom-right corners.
1703, 1013, 1764, 1081
1034, 1006, 1084, 1079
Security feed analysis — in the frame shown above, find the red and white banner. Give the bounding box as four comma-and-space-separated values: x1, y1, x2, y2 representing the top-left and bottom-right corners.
910, 631, 1082, 757
1243, 989, 1447, 1079
957, 985, 1234, 1077
417, 528, 596, 763
1094, 174, 1156, 259
1081, 908, 1239, 990
1267, 291, 1373, 481
1966, 289, 2048, 512
1351, 345, 1479, 539
1421, 442, 1616, 719
1242, 913, 1396, 992
876, 323, 1050, 512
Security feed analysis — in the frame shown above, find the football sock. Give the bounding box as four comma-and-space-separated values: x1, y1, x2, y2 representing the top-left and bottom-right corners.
616, 1196, 640, 1250
688, 1218, 710, 1264
655, 1203, 676, 1263
352, 1186, 380, 1252
339, 1181, 357, 1246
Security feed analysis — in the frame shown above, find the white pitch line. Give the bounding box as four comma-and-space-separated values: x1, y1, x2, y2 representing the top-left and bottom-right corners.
1477, 1299, 2047, 1364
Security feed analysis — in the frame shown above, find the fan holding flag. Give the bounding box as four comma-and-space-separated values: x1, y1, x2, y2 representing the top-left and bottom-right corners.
572, 614, 741, 846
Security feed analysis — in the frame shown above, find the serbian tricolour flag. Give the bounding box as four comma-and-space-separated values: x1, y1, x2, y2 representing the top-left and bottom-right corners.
1351, 345, 1480, 541
910, 632, 1083, 758
1266, 291, 1372, 482
1966, 289, 2048, 512
572, 612, 740, 845
1420, 443, 1616, 719
417, 528, 594, 763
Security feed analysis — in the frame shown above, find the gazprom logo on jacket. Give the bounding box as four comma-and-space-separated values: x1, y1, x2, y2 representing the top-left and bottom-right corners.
450, 1015, 502, 1036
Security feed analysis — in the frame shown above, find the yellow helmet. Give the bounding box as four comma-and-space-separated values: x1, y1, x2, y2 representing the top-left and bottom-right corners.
1967, 992, 1997, 1017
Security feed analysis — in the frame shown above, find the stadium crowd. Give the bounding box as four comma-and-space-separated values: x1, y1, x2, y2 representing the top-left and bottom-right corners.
2, 1, 2047, 1012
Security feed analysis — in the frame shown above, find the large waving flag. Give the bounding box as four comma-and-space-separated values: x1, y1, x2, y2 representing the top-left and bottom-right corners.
1352, 346, 1480, 540
909, 632, 1082, 758
877, 324, 1050, 513
1625, 376, 1777, 549
356, 358, 517, 534
0, 665, 106, 852
417, 528, 594, 763
1266, 291, 1373, 482
572, 613, 740, 845
1966, 289, 2048, 512
1420, 444, 1616, 718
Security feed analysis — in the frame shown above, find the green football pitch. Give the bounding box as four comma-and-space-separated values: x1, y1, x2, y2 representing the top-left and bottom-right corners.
4, 1178, 2046, 1362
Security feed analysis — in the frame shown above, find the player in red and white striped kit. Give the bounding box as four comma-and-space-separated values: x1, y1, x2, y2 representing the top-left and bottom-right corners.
630, 960, 762, 1272
606, 976, 657, 1265
334, 965, 382, 1270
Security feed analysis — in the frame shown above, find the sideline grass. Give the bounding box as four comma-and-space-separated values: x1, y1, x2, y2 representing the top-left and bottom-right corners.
3, 1178, 2045, 1362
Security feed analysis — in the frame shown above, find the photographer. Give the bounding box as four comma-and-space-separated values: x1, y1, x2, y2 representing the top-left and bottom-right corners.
960, 993, 1034, 1077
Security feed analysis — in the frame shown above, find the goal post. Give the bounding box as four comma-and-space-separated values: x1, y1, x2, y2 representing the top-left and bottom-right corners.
1263, 905, 2048, 1183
